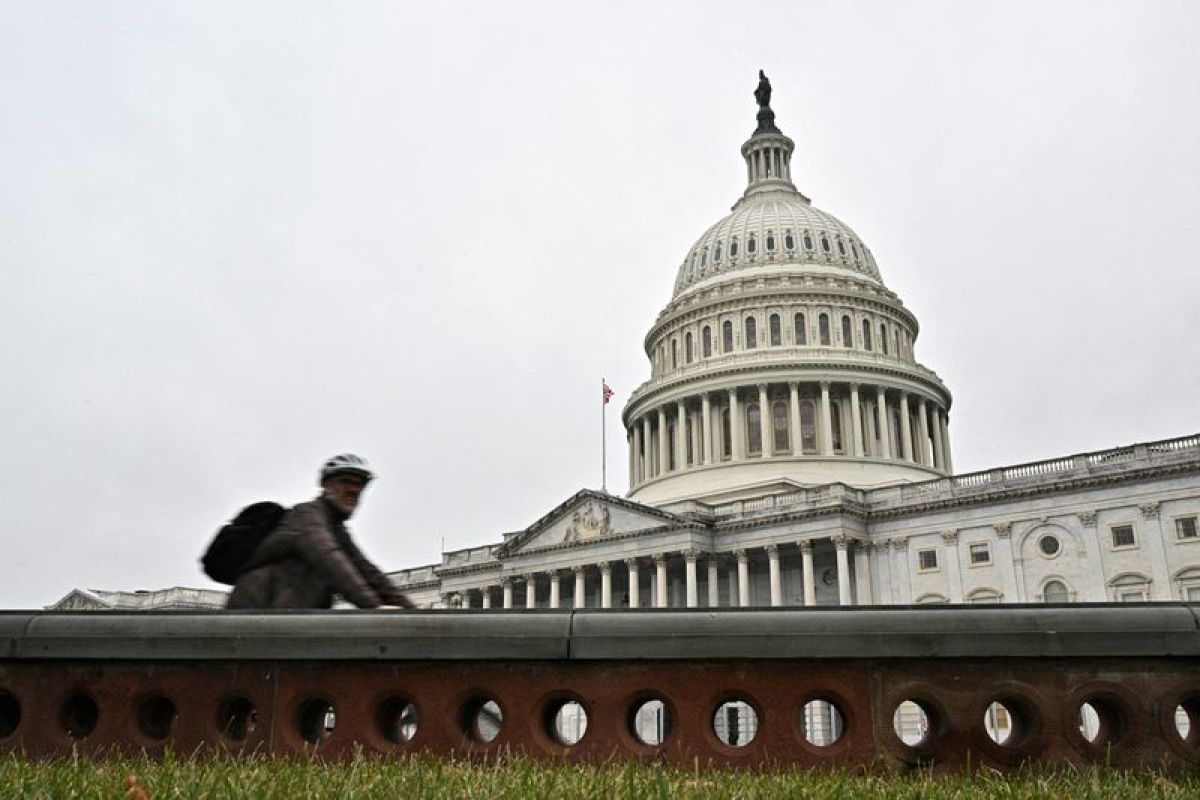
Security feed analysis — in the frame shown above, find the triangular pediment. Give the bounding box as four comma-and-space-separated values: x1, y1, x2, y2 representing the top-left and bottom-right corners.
496, 489, 688, 557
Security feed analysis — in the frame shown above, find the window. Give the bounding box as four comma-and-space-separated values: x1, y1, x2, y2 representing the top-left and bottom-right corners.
841, 315, 852, 348
821, 235, 831, 253
1111, 525, 1136, 549
784, 233, 794, 250
720, 408, 732, 460
769, 314, 781, 346
818, 314, 831, 346
1110, 573, 1150, 602
1043, 580, 1070, 603
851, 242, 860, 262
837, 239, 846, 256
794, 313, 807, 345
671, 339, 678, 369
968, 589, 1002, 604
747, 236, 757, 254
667, 424, 677, 470
969, 543, 991, 565
744, 317, 757, 349
880, 323, 889, 355
917, 549, 938, 571
862, 319, 873, 351
730, 240, 739, 257
685, 332, 693, 364
722, 321, 734, 353
1177, 517, 1198, 540
685, 418, 694, 466
1038, 534, 1061, 557
1119, 590, 1147, 603
746, 403, 762, 456
772, 401, 789, 452
799, 400, 817, 453
714, 243, 722, 263
701, 250, 706, 266
803, 233, 814, 251
766, 233, 775, 251
830, 402, 844, 453
702, 326, 712, 358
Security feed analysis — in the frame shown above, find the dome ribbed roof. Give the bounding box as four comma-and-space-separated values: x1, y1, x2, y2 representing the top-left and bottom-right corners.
672, 193, 882, 298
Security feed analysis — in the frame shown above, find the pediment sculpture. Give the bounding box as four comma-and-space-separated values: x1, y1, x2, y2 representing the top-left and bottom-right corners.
563, 500, 612, 543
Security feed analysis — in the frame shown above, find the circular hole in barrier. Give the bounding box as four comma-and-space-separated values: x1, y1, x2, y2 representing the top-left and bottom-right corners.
137, 695, 178, 741
984, 700, 1014, 745
217, 696, 258, 741
61, 693, 99, 740
461, 697, 503, 745
547, 700, 588, 747
713, 700, 758, 748
800, 698, 844, 747
297, 698, 335, 745
983, 696, 1039, 748
0, 692, 20, 739
377, 698, 418, 745
893, 700, 932, 747
1077, 697, 1125, 747
631, 699, 671, 746
1175, 695, 1200, 746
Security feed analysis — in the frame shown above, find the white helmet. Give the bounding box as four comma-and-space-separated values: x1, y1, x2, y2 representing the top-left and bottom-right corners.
320, 453, 375, 484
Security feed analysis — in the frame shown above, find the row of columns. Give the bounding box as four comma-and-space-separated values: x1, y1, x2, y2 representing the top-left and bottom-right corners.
629, 382, 952, 487
456, 537, 869, 610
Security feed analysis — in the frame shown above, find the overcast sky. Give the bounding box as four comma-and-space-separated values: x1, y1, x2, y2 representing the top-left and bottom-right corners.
1, 1, 1197, 608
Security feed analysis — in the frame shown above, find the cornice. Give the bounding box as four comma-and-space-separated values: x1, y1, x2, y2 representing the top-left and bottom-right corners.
503, 521, 708, 561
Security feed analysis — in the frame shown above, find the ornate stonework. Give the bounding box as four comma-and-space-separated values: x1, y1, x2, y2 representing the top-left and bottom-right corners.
1140, 502, 1161, 519
1078, 511, 1098, 528
564, 500, 612, 542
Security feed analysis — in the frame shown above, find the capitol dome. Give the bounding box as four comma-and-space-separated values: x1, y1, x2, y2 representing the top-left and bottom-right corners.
623, 75, 954, 505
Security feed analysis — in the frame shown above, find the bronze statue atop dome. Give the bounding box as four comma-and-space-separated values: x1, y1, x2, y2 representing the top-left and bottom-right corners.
753, 69, 780, 135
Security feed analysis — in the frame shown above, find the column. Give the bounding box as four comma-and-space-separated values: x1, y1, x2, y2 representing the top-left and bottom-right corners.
573, 565, 586, 609
658, 407, 669, 474
701, 392, 713, 465
834, 536, 852, 606
736, 549, 750, 607
675, 400, 687, 471
707, 556, 720, 607
502, 578, 513, 609
524, 574, 536, 609
766, 544, 782, 607
916, 397, 930, 465
654, 554, 668, 608
930, 405, 946, 471
849, 383, 864, 457
758, 383, 772, 457
685, 550, 699, 608
899, 393, 913, 462
940, 411, 954, 473
641, 416, 653, 478
855, 544, 873, 605
481, 587, 492, 609
625, 558, 640, 609
819, 382, 834, 455
632, 423, 643, 483
875, 387, 891, 459
628, 433, 635, 487
549, 572, 561, 609
600, 561, 612, 609
729, 389, 743, 460
788, 381, 801, 454
799, 540, 816, 606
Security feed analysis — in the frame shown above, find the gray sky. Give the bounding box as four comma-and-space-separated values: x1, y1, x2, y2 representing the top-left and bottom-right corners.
1, 1, 1197, 608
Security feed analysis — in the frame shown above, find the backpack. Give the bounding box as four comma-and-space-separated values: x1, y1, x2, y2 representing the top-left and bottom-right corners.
201, 501, 288, 585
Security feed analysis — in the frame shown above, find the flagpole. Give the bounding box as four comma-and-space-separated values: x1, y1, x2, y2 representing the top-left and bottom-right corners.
601, 377, 607, 493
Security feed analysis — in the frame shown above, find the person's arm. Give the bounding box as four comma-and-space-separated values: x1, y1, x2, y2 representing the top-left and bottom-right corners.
340, 536, 413, 607
286, 504, 383, 608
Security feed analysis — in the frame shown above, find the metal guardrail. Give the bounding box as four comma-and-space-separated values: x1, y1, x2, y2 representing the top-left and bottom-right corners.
1, 606, 1198, 771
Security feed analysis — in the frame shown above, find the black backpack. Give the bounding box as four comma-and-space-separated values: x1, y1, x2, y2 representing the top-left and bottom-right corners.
201, 501, 288, 585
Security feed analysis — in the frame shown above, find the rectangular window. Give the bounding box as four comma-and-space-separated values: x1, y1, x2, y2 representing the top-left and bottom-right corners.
969, 542, 991, 565
917, 549, 938, 571
1111, 525, 1136, 548
1177, 517, 1198, 540
1118, 590, 1146, 603
1187, 586, 1200, 602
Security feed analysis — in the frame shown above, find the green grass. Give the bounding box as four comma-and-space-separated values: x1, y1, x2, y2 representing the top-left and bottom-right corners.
0, 752, 1196, 799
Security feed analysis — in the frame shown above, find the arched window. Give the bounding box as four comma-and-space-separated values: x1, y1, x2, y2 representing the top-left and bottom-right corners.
1110, 573, 1152, 603
818, 313, 831, 346
916, 594, 950, 605
671, 339, 678, 369
803, 233, 814, 250
746, 403, 762, 456
799, 400, 817, 453
1042, 579, 1070, 603
747, 236, 757, 254
851, 242, 860, 262
794, 312, 807, 345
967, 588, 1003, 604
720, 407, 732, 460
837, 239, 847, 256
862, 319, 873, 351
772, 400, 790, 452
880, 323, 888, 355
769, 314, 781, 346
784, 233, 795, 250
744, 317, 757, 349
830, 402, 844, 453
714, 243, 722, 263
841, 315, 853, 348
701, 250, 707, 266
821, 235, 831, 253
766, 232, 775, 251
722, 320, 734, 353
730, 240, 739, 257
702, 326, 712, 358
685, 332, 694, 363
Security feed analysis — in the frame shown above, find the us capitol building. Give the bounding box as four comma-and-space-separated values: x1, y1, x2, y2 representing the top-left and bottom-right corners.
388, 77, 1200, 613
51, 76, 1200, 613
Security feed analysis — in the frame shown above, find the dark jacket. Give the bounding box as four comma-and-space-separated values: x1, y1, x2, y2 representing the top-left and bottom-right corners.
226, 497, 405, 609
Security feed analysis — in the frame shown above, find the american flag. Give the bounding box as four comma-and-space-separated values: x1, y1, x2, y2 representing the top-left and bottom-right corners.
602, 382, 614, 405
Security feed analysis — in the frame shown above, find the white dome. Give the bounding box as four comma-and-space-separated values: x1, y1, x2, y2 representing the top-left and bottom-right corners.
672, 192, 882, 298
